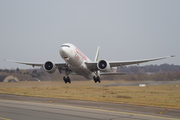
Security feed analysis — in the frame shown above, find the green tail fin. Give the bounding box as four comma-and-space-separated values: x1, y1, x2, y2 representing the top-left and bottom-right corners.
94, 46, 100, 62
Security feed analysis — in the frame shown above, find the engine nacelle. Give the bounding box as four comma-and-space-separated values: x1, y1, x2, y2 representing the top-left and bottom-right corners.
97, 60, 111, 72
43, 61, 56, 74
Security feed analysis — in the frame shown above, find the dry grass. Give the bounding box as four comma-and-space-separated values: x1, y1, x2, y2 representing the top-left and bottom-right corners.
0, 80, 180, 109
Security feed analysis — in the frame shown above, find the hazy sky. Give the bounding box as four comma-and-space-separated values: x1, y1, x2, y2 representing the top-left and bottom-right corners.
0, 0, 179, 69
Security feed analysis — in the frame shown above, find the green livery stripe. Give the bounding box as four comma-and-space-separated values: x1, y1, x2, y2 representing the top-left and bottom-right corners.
96, 49, 99, 62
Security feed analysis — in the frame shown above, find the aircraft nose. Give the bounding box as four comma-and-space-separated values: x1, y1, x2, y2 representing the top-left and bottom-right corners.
60, 47, 69, 58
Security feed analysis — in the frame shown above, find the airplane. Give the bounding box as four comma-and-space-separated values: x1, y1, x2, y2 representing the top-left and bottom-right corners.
5, 43, 175, 83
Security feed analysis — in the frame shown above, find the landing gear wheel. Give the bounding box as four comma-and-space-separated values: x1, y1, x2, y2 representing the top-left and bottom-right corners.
63, 76, 71, 84
63, 76, 67, 84
93, 76, 97, 83
67, 77, 71, 83
97, 76, 101, 83
93, 76, 100, 83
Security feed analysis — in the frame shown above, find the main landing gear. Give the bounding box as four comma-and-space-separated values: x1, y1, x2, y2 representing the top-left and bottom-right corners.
93, 76, 101, 83
63, 76, 71, 84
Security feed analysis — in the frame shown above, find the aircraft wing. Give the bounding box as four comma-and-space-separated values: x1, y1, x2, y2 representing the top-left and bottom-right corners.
109, 55, 174, 67
4, 59, 67, 69
100, 72, 127, 75
4, 59, 43, 67
85, 55, 175, 71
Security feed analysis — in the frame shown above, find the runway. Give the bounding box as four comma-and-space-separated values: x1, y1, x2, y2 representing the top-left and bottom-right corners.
0, 94, 179, 120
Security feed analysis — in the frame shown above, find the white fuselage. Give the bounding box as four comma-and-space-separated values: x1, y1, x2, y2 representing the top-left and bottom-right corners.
59, 43, 96, 79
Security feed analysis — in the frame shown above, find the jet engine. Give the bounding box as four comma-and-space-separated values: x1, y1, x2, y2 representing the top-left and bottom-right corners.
97, 60, 111, 72
43, 61, 56, 74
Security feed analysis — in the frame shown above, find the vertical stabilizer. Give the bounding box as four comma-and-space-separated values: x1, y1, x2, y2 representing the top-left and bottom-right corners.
94, 46, 100, 62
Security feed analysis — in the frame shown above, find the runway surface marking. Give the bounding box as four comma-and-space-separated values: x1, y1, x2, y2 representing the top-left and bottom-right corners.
0, 117, 11, 120
0, 99, 179, 120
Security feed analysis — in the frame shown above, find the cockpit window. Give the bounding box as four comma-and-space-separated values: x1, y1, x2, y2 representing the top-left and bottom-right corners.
61, 45, 70, 48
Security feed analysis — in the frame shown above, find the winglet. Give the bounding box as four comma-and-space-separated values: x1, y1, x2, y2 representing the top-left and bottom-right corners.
94, 46, 100, 62
4, 59, 12, 62
171, 55, 175, 57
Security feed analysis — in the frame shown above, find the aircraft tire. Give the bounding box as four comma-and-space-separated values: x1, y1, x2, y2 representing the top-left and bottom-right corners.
67, 77, 71, 83
97, 76, 101, 83
93, 76, 97, 83
63, 76, 67, 84
93, 76, 99, 83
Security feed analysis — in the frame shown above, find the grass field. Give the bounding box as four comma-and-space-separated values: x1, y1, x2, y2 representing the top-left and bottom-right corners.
0, 80, 180, 109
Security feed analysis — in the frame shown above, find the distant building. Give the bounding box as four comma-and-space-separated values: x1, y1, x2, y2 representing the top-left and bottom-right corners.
139, 84, 147, 87
33, 78, 41, 82
0, 75, 19, 82
146, 72, 154, 75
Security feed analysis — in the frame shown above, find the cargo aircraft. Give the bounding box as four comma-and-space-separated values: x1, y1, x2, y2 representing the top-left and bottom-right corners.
5, 43, 174, 83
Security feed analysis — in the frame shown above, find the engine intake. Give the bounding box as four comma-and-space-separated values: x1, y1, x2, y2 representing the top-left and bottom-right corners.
97, 60, 111, 72
43, 61, 56, 73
